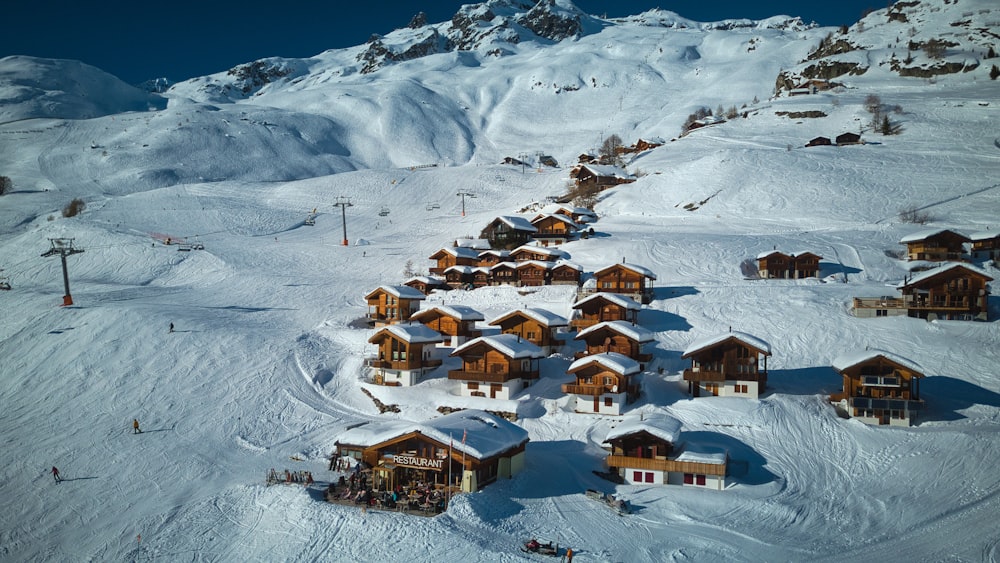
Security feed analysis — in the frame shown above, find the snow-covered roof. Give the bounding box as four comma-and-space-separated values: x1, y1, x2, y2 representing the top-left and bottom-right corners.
573, 292, 642, 311
969, 231, 1000, 242
512, 244, 567, 258
832, 349, 924, 375
455, 238, 492, 250
682, 331, 772, 357
576, 320, 654, 343
897, 262, 993, 288
369, 322, 445, 344
515, 260, 554, 270
404, 275, 446, 286
542, 204, 596, 217
431, 246, 481, 260
492, 215, 537, 232
595, 262, 657, 280
479, 249, 511, 259
489, 261, 519, 271
577, 164, 634, 179
530, 213, 580, 230
756, 250, 789, 259
899, 228, 969, 243
451, 333, 545, 359
490, 308, 569, 328
568, 352, 641, 376
412, 304, 485, 322
336, 409, 529, 461
605, 414, 682, 444
674, 443, 727, 466
552, 260, 583, 271
366, 285, 427, 300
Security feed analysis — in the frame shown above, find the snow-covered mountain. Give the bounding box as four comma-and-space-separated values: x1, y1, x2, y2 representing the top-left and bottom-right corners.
1, 1, 998, 561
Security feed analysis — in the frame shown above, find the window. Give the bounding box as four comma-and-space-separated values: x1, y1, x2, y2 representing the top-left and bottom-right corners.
633, 471, 643, 483
696, 474, 706, 486
526, 331, 537, 341
735, 384, 748, 394
683, 473, 694, 485
645, 472, 654, 483
876, 309, 887, 317
603, 376, 615, 386
601, 281, 614, 289
604, 397, 613, 407
467, 382, 479, 390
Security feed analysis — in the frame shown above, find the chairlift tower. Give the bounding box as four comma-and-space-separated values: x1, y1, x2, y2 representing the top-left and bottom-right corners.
41, 238, 84, 306
456, 191, 476, 217
333, 197, 353, 246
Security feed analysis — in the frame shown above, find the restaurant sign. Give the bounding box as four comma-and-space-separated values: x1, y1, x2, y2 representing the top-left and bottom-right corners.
392, 454, 445, 470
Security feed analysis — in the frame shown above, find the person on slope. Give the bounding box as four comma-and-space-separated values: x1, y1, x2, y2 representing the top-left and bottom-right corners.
51, 466, 61, 483
133, 419, 141, 434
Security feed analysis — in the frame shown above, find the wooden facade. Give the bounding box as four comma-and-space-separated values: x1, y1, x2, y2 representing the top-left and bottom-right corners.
529, 214, 579, 246
570, 293, 641, 331
682, 332, 771, 398
489, 308, 568, 354
898, 263, 991, 321
448, 335, 545, 399
551, 262, 583, 286
334, 409, 528, 494
604, 416, 727, 490
757, 251, 823, 279
428, 247, 480, 275
366, 323, 444, 386
510, 244, 565, 263
476, 249, 511, 268
410, 305, 484, 347
970, 232, 1000, 261
570, 164, 636, 191
574, 321, 654, 366
365, 285, 427, 327
830, 351, 924, 426
403, 276, 449, 295
835, 132, 862, 145
480, 216, 537, 250
592, 263, 657, 304
563, 352, 640, 415
515, 261, 551, 287
900, 229, 970, 262
805, 136, 832, 147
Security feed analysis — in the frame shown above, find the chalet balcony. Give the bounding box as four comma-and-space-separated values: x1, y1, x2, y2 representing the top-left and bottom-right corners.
447, 369, 539, 383
366, 358, 443, 370
562, 384, 614, 396
682, 369, 765, 383
606, 455, 726, 476
853, 297, 908, 310
847, 396, 921, 412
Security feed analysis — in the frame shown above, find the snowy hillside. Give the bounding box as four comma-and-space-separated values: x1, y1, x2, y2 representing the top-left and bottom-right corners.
1, 0, 999, 561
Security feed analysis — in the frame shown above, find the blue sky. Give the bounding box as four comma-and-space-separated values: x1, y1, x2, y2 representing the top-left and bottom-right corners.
3, 1, 886, 84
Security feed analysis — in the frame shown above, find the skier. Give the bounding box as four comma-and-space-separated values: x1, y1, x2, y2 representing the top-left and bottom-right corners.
51, 466, 61, 483
133, 419, 141, 434
168, 322, 174, 333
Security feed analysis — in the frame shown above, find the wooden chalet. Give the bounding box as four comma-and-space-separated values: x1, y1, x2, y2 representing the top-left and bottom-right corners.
529, 214, 580, 246
366, 323, 445, 386
515, 261, 552, 287
591, 262, 657, 304
835, 132, 862, 146
603, 415, 727, 490
480, 216, 537, 250
489, 308, 568, 355
488, 262, 519, 286
899, 229, 970, 262
681, 331, 771, 398
334, 409, 528, 494
541, 204, 597, 224
574, 321, 654, 367
510, 244, 567, 263
633, 137, 665, 152
365, 285, 427, 327
410, 305, 485, 347
805, 136, 832, 147
563, 352, 640, 415
570, 292, 642, 331
429, 246, 480, 275
476, 249, 511, 268
444, 266, 490, 290
550, 261, 583, 286
852, 263, 992, 321
403, 275, 450, 296
448, 334, 545, 400
830, 350, 924, 426
898, 263, 991, 321
970, 231, 1000, 261
569, 164, 636, 191
756, 250, 823, 279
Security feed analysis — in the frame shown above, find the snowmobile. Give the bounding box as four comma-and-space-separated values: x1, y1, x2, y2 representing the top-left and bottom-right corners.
521, 538, 559, 556
586, 489, 631, 515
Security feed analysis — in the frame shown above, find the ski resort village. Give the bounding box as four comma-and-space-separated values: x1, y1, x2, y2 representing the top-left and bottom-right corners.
1, 0, 999, 561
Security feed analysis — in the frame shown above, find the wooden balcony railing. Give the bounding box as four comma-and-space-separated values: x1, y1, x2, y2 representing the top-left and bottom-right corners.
683, 369, 765, 383
447, 369, 539, 383
367, 358, 442, 370
606, 455, 726, 476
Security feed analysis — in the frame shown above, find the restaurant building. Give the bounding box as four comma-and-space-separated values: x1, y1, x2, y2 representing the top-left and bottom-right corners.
334, 409, 529, 493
